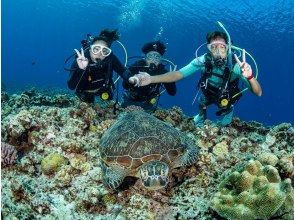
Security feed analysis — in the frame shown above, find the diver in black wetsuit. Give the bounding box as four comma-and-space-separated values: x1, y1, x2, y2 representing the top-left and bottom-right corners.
67, 29, 131, 103
121, 41, 176, 112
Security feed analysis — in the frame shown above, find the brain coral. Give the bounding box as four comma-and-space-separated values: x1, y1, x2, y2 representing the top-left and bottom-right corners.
211, 159, 294, 220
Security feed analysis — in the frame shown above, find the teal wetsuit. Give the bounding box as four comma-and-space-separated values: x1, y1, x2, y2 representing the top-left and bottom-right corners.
179, 54, 251, 126
179, 54, 250, 87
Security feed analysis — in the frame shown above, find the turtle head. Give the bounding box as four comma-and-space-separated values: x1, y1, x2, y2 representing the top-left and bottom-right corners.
139, 160, 169, 190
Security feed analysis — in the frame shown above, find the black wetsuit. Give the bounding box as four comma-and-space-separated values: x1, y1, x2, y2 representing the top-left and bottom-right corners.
122, 59, 176, 111
68, 51, 130, 103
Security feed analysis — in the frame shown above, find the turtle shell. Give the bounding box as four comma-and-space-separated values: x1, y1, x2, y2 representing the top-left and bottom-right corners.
99, 111, 189, 171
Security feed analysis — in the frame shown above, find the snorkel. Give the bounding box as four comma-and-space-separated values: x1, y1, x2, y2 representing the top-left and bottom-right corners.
217, 21, 259, 97
217, 21, 233, 71
113, 40, 128, 84
217, 21, 260, 98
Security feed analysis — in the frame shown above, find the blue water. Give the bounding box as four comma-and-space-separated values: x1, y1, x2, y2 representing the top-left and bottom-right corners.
2, 0, 294, 125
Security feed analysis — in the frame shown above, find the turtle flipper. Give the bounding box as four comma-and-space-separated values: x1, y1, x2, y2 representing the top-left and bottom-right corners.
139, 160, 169, 190
173, 145, 199, 168
101, 162, 126, 190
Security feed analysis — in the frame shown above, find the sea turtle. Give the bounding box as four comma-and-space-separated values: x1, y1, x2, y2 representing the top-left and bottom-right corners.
99, 110, 199, 190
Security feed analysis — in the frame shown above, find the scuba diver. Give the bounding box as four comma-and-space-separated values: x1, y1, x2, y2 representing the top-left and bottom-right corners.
121, 41, 176, 112
128, 28, 262, 126
67, 29, 131, 104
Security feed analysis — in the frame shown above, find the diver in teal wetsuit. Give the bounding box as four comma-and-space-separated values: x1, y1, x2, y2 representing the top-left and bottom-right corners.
128, 31, 262, 127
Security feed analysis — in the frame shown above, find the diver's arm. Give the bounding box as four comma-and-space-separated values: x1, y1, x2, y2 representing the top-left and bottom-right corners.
130, 58, 201, 86
234, 64, 262, 97
112, 54, 131, 80
151, 59, 201, 83
159, 66, 177, 95
247, 77, 262, 96
150, 71, 183, 83
122, 63, 138, 90
234, 51, 262, 96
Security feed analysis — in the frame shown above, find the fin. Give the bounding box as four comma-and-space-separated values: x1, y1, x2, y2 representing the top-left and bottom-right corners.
101, 162, 126, 190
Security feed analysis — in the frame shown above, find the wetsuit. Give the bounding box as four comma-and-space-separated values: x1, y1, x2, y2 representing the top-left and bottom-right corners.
122, 59, 176, 112
179, 53, 251, 126
68, 50, 130, 103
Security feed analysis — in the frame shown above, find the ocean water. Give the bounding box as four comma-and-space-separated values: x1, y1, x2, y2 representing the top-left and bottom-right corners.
2, 0, 294, 125
2, 1, 294, 219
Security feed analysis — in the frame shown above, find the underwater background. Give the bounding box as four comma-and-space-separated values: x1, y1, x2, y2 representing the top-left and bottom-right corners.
1, 1, 294, 220
2, 0, 294, 125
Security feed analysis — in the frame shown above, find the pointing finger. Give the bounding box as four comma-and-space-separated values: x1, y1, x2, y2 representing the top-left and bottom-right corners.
173, 65, 177, 71
242, 49, 246, 63
74, 49, 81, 57
234, 54, 242, 66
81, 48, 84, 57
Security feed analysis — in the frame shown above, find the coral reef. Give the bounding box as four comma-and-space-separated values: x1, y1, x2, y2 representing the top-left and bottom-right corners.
278, 155, 294, 181
41, 153, 68, 175
1, 88, 294, 220
211, 159, 294, 220
1, 142, 18, 167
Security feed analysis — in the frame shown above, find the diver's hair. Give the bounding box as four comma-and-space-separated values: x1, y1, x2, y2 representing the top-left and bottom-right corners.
141, 40, 166, 55
91, 29, 120, 47
206, 31, 228, 44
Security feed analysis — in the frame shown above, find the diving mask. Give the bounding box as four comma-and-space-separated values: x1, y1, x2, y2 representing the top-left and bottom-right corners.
207, 41, 228, 53
207, 41, 228, 67
90, 44, 112, 56
146, 51, 161, 63
207, 41, 228, 56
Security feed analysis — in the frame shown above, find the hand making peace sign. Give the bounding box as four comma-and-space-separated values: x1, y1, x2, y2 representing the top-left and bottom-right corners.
74, 48, 89, 70
234, 49, 253, 79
